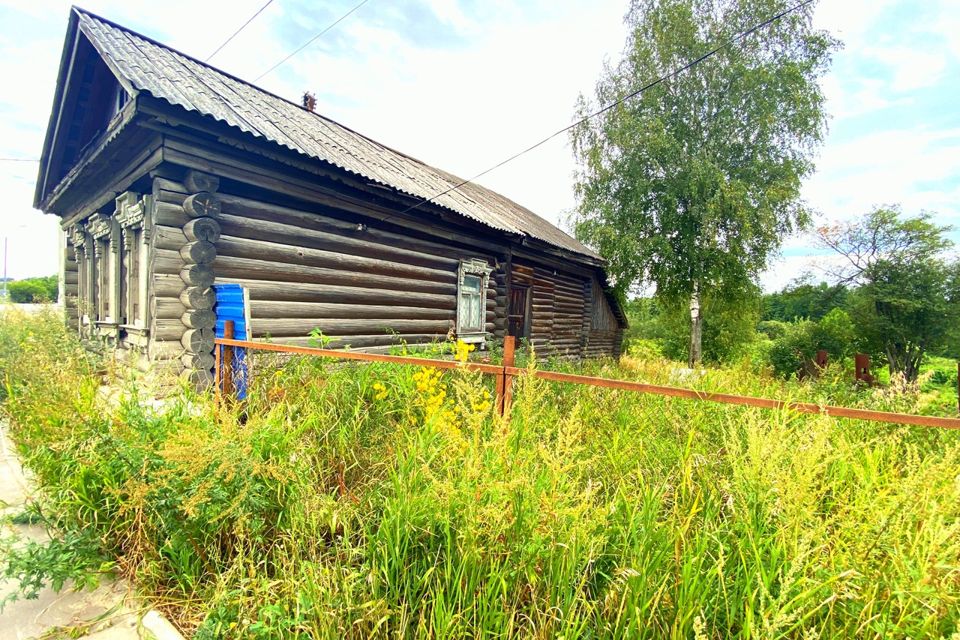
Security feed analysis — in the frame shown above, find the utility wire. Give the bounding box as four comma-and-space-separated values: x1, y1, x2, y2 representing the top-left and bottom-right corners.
206, 0, 276, 62
395, 0, 815, 217
0, 158, 39, 162
254, 0, 372, 82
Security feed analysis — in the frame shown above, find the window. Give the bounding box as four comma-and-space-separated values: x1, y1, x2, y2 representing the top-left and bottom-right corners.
126, 228, 142, 323
457, 259, 492, 343
87, 212, 116, 324
114, 83, 130, 117
68, 192, 150, 338
68, 228, 92, 329
96, 237, 109, 321
115, 192, 150, 329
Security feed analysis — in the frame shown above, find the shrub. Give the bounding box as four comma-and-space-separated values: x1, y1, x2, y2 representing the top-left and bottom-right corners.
7, 275, 58, 303
624, 338, 663, 360
757, 319, 790, 340
768, 309, 857, 379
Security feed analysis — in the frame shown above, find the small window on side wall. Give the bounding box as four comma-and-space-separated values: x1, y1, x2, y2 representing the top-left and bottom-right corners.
457, 259, 492, 344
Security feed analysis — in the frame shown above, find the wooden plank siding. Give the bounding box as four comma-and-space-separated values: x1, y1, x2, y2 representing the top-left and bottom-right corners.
584, 276, 624, 359
511, 261, 588, 359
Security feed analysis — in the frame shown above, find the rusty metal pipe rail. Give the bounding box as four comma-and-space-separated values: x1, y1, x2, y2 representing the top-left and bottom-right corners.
214, 334, 960, 430
213, 336, 505, 375
517, 368, 960, 430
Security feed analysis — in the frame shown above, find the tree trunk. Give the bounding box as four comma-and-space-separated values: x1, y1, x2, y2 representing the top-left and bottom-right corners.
904, 345, 924, 383
886, 343, 924, 383
688, 284, 702, 368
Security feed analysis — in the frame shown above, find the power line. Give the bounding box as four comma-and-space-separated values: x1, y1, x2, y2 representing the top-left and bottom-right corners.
206, 0, 276, 62
395, 0, 816, 218
254, 0, 372, 82
0, 158, 38, 162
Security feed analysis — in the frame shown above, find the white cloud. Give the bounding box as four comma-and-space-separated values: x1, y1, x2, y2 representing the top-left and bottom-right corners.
420, 0, 471, 32
864, 45, 948, 93
760, 252, 847, 292
804, 127, 960, 224
819, 75, 905, 120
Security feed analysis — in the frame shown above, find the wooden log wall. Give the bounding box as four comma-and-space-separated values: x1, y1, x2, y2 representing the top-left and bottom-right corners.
208, 192, 498, 351
492, 268, 507, 340
139, 163, 619, 367
63, 241, 79, 325
511, 261, 588, 359
149, 171, 220, 385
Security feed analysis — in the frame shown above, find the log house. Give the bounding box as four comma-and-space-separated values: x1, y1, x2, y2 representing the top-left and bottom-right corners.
36, 8, 626, 383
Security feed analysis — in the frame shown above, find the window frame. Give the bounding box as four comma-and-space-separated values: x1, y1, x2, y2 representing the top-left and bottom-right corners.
68, 226, 90, 330
456, 258, 492, 344
70, 192, 152, 340
87, 212, 119, 326
114, 192, 151, 331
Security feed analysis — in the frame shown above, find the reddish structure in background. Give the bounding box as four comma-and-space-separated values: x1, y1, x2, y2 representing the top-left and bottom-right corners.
855, 353, 874, 385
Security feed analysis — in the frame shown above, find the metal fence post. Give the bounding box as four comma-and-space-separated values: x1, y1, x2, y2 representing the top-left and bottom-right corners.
223, 320, 235, 399
855, 353, 873, 385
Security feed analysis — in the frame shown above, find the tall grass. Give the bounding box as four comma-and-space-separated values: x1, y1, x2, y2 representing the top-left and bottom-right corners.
1, 309, 958, 638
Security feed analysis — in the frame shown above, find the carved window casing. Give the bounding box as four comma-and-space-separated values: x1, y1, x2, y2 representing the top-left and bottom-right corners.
69, 226, 90, 328
456, 258, 492, 344
67, 191, 151, 335
114, 192, 151, 329
87, 212, 119, 324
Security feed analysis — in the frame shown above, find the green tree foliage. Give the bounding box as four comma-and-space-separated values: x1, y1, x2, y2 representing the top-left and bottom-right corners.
762, 278, 848, 321
623, 291, 761, 364
767, 308, 856, 378
7, 276, 58, 303
817, 207, 956, 381
572, 0, 838, 366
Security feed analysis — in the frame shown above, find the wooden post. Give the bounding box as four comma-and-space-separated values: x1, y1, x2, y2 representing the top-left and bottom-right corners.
497, 336, 516, 418
222, 320, 235, 399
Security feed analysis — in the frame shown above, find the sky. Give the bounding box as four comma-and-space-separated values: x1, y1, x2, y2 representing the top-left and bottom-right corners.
0, 0, 958, 292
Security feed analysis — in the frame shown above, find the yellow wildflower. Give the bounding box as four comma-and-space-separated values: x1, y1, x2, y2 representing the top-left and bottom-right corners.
471, 388, 492, 413
372, 381, 388, 401
454, 340, 476, 363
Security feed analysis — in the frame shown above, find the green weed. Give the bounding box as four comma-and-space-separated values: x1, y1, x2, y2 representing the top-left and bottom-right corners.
1, 309, 958, 638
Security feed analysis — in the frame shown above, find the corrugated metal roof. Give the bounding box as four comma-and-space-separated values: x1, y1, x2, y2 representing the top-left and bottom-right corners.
74, 8, 601, 261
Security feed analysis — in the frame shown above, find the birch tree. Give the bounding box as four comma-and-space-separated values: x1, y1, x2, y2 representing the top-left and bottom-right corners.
572, 0, 837, 366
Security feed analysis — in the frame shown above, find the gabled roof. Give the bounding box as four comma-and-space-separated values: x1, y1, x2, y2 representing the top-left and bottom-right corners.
54, 6, 600, 261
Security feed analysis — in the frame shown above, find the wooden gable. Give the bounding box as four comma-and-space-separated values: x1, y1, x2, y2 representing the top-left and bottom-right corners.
35, 15, 132, 207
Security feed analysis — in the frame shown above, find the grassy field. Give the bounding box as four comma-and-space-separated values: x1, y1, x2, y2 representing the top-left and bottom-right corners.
1, 309, 959, 639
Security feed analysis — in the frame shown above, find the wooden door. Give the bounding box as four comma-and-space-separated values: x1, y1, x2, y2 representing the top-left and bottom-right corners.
508, 284, 530, 338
